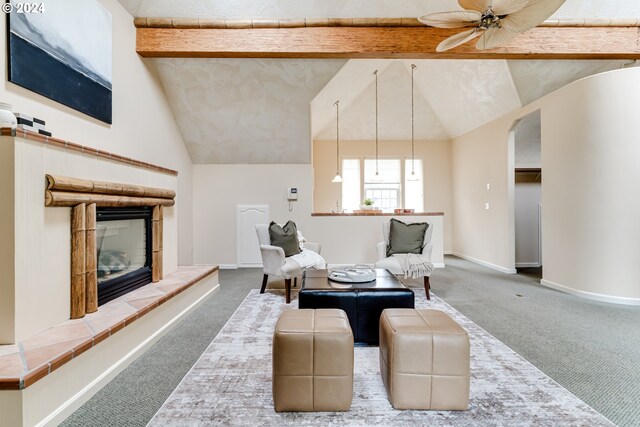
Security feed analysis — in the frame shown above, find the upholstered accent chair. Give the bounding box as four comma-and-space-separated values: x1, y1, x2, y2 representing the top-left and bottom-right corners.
255, 224, 322, 303
374, 220, 433, 300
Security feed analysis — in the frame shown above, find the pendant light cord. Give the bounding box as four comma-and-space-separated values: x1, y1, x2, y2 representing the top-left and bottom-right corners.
335, 100, 340, 176
374, 70, 379, 176
411, 64, 416, 175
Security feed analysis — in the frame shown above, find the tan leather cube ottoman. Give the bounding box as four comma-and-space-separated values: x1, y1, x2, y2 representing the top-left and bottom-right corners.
273, 309, 354, 412
379, 308, 470, 410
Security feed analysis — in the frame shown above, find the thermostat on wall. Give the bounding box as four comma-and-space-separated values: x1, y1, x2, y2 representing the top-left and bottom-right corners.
287, 187, 298, 201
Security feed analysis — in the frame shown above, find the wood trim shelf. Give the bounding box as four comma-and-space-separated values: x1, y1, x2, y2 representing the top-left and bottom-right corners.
0, 128, 178, 176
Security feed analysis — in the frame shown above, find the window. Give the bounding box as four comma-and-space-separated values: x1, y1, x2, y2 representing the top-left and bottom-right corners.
364, 159, 401, 211
341, 159, 360, 212
404, 159, 424, 211
340, 157, 423, 212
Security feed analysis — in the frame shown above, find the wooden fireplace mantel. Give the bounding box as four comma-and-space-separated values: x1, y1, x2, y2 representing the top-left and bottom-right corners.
45, 174, 176, 207
44, 175, 175, 319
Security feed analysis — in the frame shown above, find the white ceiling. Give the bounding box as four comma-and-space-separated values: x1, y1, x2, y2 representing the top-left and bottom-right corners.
118, 0, 640, 20
313, 59, 626, 142
154, 58, 345, 164
314, 61, 450, 142
121, 1, 638, 164
507, 60, 633, 105
156, 58, 625, 163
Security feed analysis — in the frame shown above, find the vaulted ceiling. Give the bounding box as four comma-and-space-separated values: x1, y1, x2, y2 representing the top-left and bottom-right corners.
119, 0, 639, 164
312, 59, 626, 142
155, 57, 626, 163
154, 58, 345, 164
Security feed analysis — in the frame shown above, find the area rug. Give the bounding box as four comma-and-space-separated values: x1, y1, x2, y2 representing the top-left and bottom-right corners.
149, 289, 614, 426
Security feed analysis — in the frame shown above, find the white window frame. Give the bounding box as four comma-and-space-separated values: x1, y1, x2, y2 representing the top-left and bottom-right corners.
341, 156, 424, 212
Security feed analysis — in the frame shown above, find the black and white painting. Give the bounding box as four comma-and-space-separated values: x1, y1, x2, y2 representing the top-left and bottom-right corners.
8, 0, 113, 123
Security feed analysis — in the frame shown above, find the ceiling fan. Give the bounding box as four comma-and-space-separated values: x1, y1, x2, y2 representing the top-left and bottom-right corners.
418, 0, 566, 52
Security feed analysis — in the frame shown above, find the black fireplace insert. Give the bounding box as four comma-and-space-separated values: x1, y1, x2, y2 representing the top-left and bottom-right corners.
96, 206, 153, 306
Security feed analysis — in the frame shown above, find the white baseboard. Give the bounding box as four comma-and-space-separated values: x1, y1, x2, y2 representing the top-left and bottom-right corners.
39, 283, 220, 427
452, 252, 517, 274
516, 262, 541, 268
218, 264, 239, 269
540, 279, 640, 306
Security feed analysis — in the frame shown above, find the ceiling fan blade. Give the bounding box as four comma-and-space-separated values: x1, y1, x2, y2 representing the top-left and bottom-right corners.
475, 27, 520, 50
491, 0, 530, 15
418, 11, 481, 28
501, 0, 566, 33
437, 28, 483, 52
458, 0, 491, 13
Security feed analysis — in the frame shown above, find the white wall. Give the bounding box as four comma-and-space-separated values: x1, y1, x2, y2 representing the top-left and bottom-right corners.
193, 164, 444, 267
451, 115, 519, 274
193, 165, 313, 267
0, 0, 193, 342
540, 68, 640, 302
514, 111, 542, 168
452, 67, 640, 302
0, 139, 16, 343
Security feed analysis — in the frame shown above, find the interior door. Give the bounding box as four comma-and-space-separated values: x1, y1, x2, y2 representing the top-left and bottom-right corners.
236, 205, 269, 267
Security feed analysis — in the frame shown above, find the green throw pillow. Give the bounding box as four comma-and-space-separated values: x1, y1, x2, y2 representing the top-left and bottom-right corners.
269, 220, 302, 257
386, 218, 429, 257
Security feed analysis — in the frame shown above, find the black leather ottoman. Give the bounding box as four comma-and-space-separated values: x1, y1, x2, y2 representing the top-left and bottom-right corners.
299, 269, 415, 345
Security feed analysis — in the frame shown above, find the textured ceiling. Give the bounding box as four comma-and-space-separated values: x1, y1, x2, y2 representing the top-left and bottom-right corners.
315, 62, 449, 141
153, 58, 345, 164
313, 59, 625, 141
508, 60, 631, 105
126, 1, 635, 163
118, 0, 640, 19
413, 59, 522, 138
152, 57, 626, 163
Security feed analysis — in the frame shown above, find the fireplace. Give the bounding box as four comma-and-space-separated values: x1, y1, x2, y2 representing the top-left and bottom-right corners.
96, 207, 153, 305
44, 174, 173, 318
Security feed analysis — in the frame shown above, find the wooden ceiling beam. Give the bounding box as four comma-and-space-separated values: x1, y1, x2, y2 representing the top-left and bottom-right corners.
136, 26, 640, 60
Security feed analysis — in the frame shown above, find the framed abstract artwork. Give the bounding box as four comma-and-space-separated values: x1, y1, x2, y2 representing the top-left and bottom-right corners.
7, 0, 113, 124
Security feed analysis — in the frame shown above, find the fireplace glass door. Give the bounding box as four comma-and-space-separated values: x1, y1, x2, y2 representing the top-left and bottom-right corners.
96, 207, 153, 305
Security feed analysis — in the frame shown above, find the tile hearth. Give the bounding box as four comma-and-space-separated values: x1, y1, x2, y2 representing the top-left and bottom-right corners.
0, 265, 218, 390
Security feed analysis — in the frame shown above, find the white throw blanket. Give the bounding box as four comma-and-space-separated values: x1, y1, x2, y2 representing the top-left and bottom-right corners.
392, 253, 434, 279
290, 249, 326, 269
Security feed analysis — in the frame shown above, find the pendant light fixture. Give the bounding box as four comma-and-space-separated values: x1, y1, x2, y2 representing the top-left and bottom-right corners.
331, 100, 343, 183
407, 64, 419, 181
372, 69, 381, 181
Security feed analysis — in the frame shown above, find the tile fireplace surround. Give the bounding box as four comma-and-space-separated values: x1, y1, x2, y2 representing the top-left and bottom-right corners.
0, 129, 220, 426
0, 265, 218, 390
